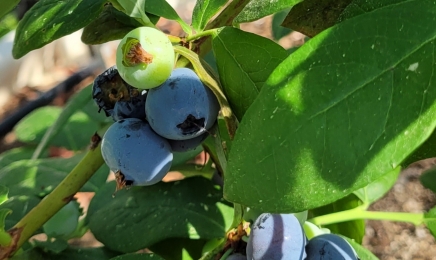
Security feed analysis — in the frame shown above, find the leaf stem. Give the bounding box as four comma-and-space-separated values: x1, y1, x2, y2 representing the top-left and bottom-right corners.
186, 29, 219, 42
309, 206, 425, 226
3, 141, 105, 258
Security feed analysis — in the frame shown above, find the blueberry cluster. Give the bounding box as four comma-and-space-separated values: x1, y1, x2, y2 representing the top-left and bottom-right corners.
243, 213, 359, 260
92, 66, 219, 189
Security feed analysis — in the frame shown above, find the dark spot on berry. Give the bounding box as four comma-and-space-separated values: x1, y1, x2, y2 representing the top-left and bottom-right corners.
126, 134, 131, 138
168, 78, 181, 89
118, 119, 125, 124
177, 114, 205, 135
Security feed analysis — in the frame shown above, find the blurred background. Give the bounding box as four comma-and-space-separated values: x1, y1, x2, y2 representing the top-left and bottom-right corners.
0, 1, 434, 259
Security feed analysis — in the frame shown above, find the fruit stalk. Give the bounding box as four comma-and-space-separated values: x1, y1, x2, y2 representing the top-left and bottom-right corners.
309, 206, 424, 226
2, 141, 105, 258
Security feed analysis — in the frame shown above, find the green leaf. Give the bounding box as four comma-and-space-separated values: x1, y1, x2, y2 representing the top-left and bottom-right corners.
32, 84, 111, 159
234, 0, 303, 23
225, 1, 436, 213
87, 177, 233, 253
339, 0, 409, 22
342, 236, 378, 260
421, 167, 436, 194
82, 4, 143, 45
171, 146, 203, 167
191, 0, 227, 32
12, 0, 106, 59
282, 0, 352, 37
79, 87, 113, 125
0, 186, 8, 205
0, 147, 48, 169
271, 8, 292, 41
353, 166, 401, 205
0, 154, 109, 197
11, 246, 119, 260
148, 238, 206, 260
310, 194, 364, 243
15, 106, 99, 151
212, 27, 288, 120
0, 208, 12, 246
33, 239, 69, 254
110, 253, 164, 260
0, 0, 20, 20
116, 0, 191, 34
424, 207, 436, 238
402, 128, 436, 167
0, 195, 40, 230
43, 201, 81, 239
0, 14, 18, 39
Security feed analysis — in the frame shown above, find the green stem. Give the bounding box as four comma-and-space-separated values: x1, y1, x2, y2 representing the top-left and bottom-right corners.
173, 45, 238, 139
219, 248, 233, 260
186, 29, 219, 42
205, 0, 251, 30
309, 206, 425, 226
4, 142, 104, 258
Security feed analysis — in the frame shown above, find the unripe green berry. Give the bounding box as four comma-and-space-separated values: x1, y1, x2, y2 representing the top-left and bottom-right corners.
116, 27, 175, 89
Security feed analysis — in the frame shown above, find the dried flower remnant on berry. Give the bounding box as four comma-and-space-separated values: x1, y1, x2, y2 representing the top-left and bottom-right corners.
122, 38, 154, 67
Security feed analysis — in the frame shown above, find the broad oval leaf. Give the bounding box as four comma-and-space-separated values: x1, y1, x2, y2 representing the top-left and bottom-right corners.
282, 0, 352, 37
12, 0, 106, 59
87, 177, 233, 253
424, 207, 436, 238
225, 0, 436, 213
0, 186, 7, 206
421, 167, 436, 194
0, 195, 40, 230
81, 4, 143, 45
191, 0, 227, 32
234, 0, 303, 23
110, 253, 164, 260
212, 27, 288, 120
353, 166, 401, 204
402, 128, 436, 167
342, 236, 378, 260
14, 106, 99, 151
11, 246, 119, 260
116, 0, 191, 34
0, 154, 109, 197
0, 0, 20, 20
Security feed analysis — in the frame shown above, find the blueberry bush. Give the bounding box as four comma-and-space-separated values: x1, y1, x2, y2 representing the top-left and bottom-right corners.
0, 0, 436, 259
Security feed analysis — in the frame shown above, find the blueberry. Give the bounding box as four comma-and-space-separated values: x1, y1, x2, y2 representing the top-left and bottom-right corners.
247, 213, 307, 260
112, 90, 147, 121
168, 132, 209, 152
306, 233, 358, 260
101, 118, 173, 188
116, 27, 175, 90
92, 66, 141, 117
145, 68, 219, 140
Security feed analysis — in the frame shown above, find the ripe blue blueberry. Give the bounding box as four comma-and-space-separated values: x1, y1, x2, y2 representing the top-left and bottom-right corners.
247, 213, 307, 260
145, 68, 219, 140
112, 90, 147, 121
168, 133, 208, 152
101, 118, 173, 188
306, 233, 358, 260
